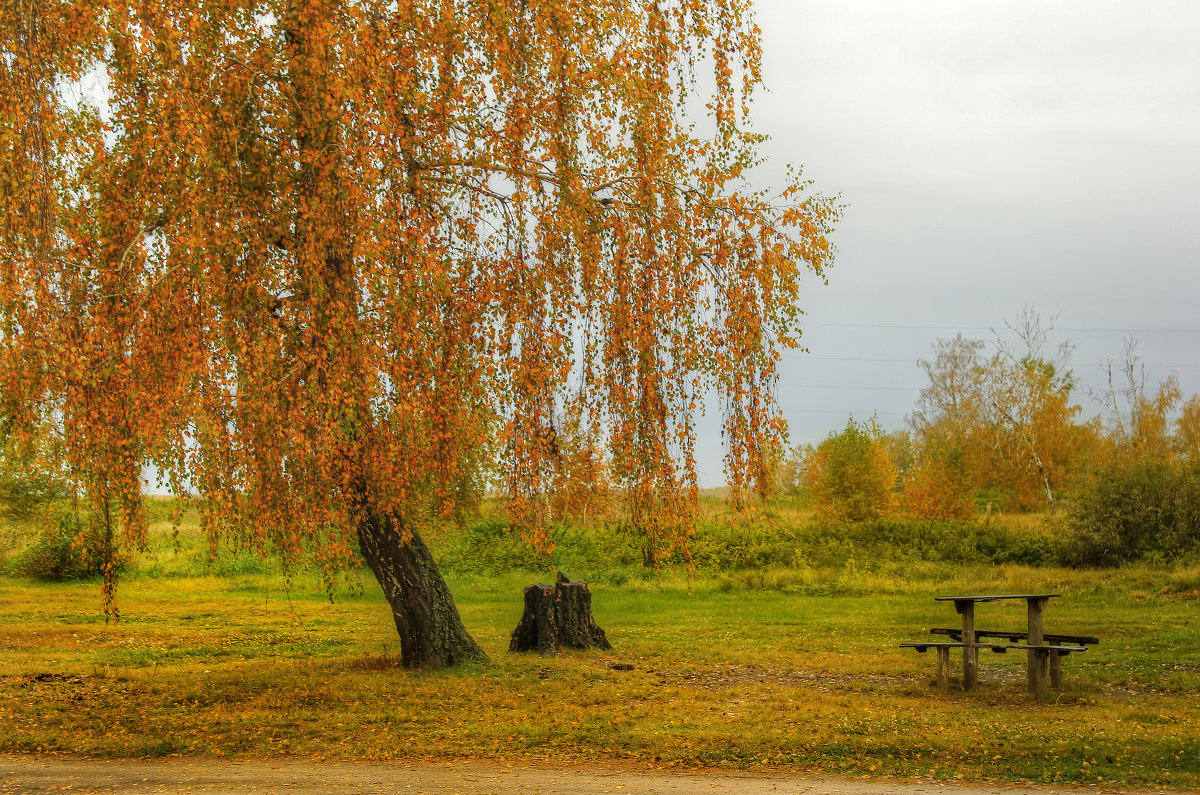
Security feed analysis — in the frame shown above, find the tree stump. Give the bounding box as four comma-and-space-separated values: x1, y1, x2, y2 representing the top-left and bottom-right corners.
509, 572, 612, 655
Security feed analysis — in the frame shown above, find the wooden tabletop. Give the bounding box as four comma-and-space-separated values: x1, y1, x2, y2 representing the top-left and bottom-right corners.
934, 594, 1060, 602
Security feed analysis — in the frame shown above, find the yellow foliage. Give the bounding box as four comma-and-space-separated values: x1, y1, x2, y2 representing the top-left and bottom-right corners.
804, 418, 896, 522
0, 0, 839, 627
900, 441, 975, 521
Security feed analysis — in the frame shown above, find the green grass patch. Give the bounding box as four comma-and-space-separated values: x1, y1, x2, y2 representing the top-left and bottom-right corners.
1, 500, 1198, 786
1, 566, 1198, 786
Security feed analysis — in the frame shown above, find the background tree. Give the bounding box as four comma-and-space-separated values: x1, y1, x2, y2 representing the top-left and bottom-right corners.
773, 440, 814, 498
910, 334, 988, 442
543, 403, 613, 527
880, 428, 914, 483
1097, 339, 1183, 461
1066, 455, 1200, 566
908, 333, 991, 492
909, 310, 1082, 513
804, 417, 896, 522
1065, 339, 1200, 562
900, 433, 975, 520
0, 405, 61, 520
1, 0, 837, 665
980, 352, 1080, 513
1175, 395, 1200, 462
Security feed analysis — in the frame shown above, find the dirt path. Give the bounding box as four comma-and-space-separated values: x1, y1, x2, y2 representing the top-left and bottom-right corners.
2, 756, 1192, 795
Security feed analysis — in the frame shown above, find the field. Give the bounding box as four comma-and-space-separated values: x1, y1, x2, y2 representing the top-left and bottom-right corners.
1, 501, 1198, 788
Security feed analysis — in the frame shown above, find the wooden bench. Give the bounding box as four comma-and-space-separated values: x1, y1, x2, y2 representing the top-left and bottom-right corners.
930, 628, 1098, 691
910, 594, 1098, 697
902, 641, 1088, 694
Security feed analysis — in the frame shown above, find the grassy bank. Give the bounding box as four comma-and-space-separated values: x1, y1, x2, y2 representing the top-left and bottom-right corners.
1, 503, 1198, 787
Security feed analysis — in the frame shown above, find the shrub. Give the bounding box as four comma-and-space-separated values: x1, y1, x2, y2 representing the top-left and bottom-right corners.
7, 505, 123, 580
0, 446, 57, 520
686, 521, 804, 572
804, 418, 897, 522
1063, 457, 1200, 566
433, 517, 553, 574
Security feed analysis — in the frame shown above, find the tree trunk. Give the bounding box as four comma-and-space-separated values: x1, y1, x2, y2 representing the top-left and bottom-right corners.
510, 572, 612, 655
356, 508, 488, 669
1031, 451, 1056, 514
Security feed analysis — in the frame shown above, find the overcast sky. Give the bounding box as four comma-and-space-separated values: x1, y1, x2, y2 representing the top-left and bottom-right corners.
693, 1, 1200, 485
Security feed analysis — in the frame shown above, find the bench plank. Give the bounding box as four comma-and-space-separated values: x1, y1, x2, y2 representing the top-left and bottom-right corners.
1000, 643, 1087, 653
934, 594, 1059, 602
901, 642, 1012, 653
931, 628, 1100, 645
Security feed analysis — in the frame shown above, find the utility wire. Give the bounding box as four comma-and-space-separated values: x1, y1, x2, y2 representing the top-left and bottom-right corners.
794, 355, 1200, 369
781, 384, 921, 392
780, 408, 908, 415
806, 323, 1200, 333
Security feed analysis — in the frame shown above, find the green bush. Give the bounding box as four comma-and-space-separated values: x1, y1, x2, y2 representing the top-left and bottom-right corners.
0, 470, 55, 519
804, 518, 1055, 567
1063, 457, 1200, 566
204, 500, 1075, 583
686, 521, 804, 572
0, 418, 62, 520
0, 451, 56, 520
548, 522, 645, 580
430, 512, 1062, 581
6, 506, 123, 580
433, 517, 552, 575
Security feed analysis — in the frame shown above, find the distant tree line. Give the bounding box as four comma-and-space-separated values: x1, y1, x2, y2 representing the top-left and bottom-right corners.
776, 309, 1200, 565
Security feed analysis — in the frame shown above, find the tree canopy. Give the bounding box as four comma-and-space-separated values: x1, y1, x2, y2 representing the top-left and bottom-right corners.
1, 0, 837, 664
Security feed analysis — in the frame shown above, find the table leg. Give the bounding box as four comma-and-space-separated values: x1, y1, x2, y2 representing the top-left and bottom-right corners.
1027, 597, 1047, 697
936, 646, 950, 694
1049, 649, 1062, 690
959, 601, 977, 690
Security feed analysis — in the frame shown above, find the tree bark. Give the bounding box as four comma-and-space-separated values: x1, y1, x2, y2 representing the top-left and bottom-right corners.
356, 507, 489, 669
1034, 453, 1056, 514
510, 572, 612, 655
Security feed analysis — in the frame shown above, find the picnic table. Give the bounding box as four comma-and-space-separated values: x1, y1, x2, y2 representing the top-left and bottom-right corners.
901, 594, 1098, 697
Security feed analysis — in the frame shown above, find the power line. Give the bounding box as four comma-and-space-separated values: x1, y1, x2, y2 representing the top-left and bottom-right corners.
780, 408, 908, 416
781, 384, 921, 392
1079, 362, 1200, 369
795, 355, 1200, 369
802, 355, 916, 363
807, 323, 1200, 333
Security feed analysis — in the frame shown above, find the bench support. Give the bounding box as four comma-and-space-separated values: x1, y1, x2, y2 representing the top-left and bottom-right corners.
902, 642, 1013, 693
903, 641, 1085, 697
930, 626, 1095, 695
935, 646, 950, 694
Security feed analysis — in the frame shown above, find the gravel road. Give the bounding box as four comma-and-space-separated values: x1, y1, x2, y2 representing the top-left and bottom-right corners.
3, 756, 1192, 795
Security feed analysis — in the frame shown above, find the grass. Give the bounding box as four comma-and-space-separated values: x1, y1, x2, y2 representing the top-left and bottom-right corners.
1, 502, 1198, 788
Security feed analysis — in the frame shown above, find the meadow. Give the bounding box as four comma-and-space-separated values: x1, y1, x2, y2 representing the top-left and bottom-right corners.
1, 500, 1198, 788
